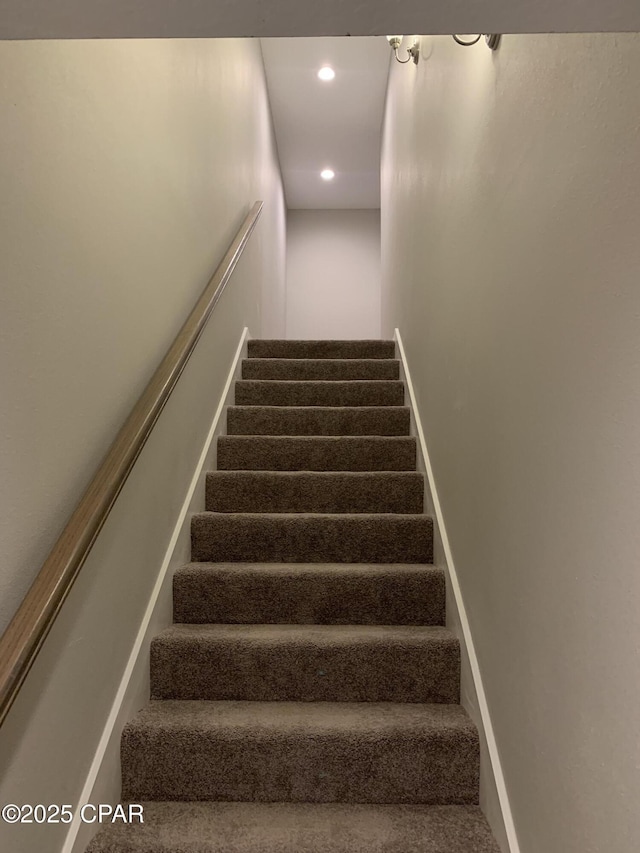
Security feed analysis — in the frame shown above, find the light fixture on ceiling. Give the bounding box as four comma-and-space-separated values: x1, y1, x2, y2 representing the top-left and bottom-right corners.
386, 35, 420, 65
317, 66, 336, 81
452, 34, 502, 50
320, 169, 335, 181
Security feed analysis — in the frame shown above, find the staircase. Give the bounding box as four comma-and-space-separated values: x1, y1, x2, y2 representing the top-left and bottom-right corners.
88, 340, 499, 852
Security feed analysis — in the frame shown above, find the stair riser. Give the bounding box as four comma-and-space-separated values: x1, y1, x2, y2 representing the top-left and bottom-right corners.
248, 340, 396, 360
216, 436, 417, 471
121, 728, 479, 804
173, 566, 446, 626
235, 381, 404, 408
150, 638, 459, 703
242, 359, 400, 381
227, 407, 411, 436
191, 515, 433, 563
205, 472, 423, 514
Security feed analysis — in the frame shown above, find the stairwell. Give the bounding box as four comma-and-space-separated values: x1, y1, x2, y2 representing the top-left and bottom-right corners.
88, 339, 499, 852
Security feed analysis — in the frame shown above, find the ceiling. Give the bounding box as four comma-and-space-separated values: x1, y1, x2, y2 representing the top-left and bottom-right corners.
261, 37, 391, 210
3, 0, 637, 39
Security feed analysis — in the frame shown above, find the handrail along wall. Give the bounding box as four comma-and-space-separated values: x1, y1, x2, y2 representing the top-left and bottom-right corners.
0, 200, 264, 727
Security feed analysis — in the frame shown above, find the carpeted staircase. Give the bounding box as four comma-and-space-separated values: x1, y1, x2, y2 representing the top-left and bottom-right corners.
88, 340, 499, 852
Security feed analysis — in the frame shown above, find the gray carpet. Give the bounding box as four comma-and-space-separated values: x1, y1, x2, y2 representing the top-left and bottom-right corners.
216, 435, 417, 471
149, 624, 460, 703
242, 358, 400, 381
172, 563, 447, 625
86, 802, 499, 853
235, 380, 405, 407
87, 339, 499, 852
205, 471, 424, 514
247, 340, 396, 359
120, 700, 479, 803
190, 513, 433, 563
227, 405, 411, 435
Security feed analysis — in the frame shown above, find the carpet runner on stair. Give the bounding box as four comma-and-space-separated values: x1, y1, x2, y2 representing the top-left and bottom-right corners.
87, 339, 499, 853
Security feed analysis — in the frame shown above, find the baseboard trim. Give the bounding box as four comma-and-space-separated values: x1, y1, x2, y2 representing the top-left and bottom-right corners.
394, 328, 520, 853
62, 327, 249, 853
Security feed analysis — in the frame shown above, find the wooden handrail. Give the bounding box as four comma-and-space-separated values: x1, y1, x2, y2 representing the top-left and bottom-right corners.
0, 201, 264, 727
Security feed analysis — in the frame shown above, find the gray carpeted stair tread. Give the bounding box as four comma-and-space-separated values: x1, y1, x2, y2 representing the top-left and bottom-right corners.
235, 380, 404, 407
242, 358, 400, 381
86, 336, 498, 853
173, 563, 445, 625
191, 513, 433, 563
121, 700, 479, 803
216, 435, 417, 471
86, 802, 500, 853
248, 340, 396, 360
205, 471, 424, 514
150, 624, 459, 703
227, 406, 411, 436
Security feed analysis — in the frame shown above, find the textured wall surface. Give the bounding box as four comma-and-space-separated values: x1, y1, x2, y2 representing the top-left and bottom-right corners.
0, 38, 285, 634
0, 38, 284, 852
382, 32, 640, 853
286, 209, 381, 339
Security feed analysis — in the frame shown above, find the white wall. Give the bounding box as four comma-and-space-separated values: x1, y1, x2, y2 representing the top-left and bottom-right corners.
0, 38, 285, 852
0, 37, 285, 636
382, 33, 640, 853
286, 209, 380, 339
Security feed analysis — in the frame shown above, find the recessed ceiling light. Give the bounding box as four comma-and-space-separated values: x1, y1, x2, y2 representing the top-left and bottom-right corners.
317, 66, 336, 81
320, 169, 335, 181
